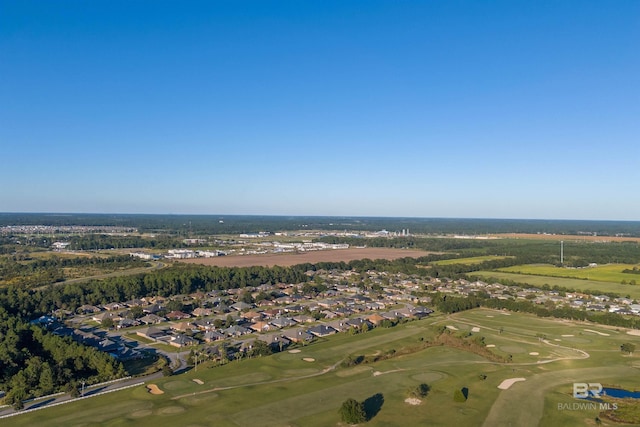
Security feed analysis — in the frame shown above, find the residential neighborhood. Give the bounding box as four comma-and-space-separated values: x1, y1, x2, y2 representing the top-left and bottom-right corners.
29, 266, 640, 371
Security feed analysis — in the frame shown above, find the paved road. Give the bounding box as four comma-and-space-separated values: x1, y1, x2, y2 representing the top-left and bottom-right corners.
0, 371, 165, 418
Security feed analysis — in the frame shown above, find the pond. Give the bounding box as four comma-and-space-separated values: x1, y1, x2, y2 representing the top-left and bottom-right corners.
603, 388, 640, 399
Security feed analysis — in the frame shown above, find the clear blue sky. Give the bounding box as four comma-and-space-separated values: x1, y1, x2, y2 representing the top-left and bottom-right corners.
2, 1, 639, 220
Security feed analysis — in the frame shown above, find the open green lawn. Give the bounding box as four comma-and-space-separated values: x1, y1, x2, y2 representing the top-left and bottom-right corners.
474, 270, 640, 300
9, 310, 640, 427
431, 256, 513, 266
498, 263, 640, 284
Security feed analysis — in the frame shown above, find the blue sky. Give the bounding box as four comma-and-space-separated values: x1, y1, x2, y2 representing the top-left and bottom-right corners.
2, 1, 639, 220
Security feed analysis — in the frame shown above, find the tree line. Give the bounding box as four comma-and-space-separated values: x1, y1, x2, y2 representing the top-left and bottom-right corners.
0, 263, 310, 318
0, 308, 125, 407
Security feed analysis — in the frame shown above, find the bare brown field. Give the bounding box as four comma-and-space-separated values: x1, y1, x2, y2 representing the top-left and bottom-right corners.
491, 233, 640, 243
178, 248, 435, 267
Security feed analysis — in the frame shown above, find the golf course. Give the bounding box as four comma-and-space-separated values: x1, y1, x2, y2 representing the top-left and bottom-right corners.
6, 308, 640, 426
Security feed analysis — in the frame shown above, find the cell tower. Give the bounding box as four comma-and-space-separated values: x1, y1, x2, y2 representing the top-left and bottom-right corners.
560, 241, 564, 265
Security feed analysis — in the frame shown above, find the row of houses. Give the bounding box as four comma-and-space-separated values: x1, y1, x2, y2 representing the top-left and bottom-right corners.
134, 304, 433, 349
31, 316, 144, 361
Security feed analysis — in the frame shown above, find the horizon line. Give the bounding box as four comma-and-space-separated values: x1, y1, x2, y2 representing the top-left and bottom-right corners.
1, 212, 639, 223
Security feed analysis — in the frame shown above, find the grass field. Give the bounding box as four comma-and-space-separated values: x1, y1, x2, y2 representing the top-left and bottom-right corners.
473, 271, 640, 300
498, 263, 640, 284
9, 309, 640, 427
431, 256, 513, 266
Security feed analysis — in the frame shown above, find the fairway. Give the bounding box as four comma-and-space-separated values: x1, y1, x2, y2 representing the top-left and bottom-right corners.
474, 270, 640, 300
8, 309, 640, 427
498, 263, 640, 284
431, 256, 513, 266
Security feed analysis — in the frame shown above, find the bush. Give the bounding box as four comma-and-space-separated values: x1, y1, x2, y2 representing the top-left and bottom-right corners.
339, 398, 366, 424
453, 387, 468, 402
162, 365, 173, 377
341, 355, 364, 368
408, 383, 430, 399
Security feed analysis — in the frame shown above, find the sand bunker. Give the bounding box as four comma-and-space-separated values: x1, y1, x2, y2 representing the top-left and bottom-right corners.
501, 312, 511, 316
192, 379, 204, 385
446, 325, 458, 330
288, 349, 301, 353
373, 371, 382, 376
405, 398, 421, 405
158, 406, 185, 415
561, 334, 574, 337
584, 329, 610, 336
529, 352, 539, 356
486, 315, 494, 318
498, 378, 526, 390
147, 384, 164, 395
627, 330, 640, 336
486, 344, 495, 348
472, 327, 480, 332
554, 339, 561, 342
303, 357, 315, 362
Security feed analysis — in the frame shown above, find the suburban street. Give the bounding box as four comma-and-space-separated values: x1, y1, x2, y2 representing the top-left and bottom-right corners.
0, 371, 165, 419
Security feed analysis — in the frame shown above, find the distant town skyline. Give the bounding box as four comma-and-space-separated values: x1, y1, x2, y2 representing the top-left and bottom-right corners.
2, 1, 639, 220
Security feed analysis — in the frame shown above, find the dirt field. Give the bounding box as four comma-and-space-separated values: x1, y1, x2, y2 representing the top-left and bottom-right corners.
178, 248, 434, 268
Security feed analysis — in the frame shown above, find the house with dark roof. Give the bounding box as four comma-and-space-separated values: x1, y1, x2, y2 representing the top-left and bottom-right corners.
169, 334, 198, 348
139, 314, 165, 325
136, 326, 170, 341
223, 325, 250, 337
270, 317, 297, 329
230, 301, 253, 311
203, 330, 226, 342
257, 333, 291, 349
307, 325, 337, 337
282, 328, 313, 343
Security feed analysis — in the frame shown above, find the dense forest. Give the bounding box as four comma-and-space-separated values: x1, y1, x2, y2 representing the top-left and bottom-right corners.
3, 213, 640, 236
0, 308, 125, 407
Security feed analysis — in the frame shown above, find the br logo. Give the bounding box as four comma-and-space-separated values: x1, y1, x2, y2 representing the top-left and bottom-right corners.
573, 383, 603, 399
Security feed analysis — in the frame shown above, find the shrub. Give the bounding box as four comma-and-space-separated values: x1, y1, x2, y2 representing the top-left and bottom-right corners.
408, 383, 430, 399
453, 387, 468, 402
339, 398, 366, 424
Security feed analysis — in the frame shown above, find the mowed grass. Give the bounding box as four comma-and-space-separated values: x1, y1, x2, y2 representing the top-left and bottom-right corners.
9, 309, 640, 427
474, 270, 640, 300
498, 263, 640, 284
431, 256, 513, 266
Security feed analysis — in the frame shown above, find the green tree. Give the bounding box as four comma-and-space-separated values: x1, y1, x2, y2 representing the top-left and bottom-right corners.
453, 388, 468, 402
38, 362, 55, 395
101, 317, 114, 329
621, 343, 636, 355
162, 365, 173, 377
339, 398, 366, 424
408, 383, 430, 399
130, 306, 144, 319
